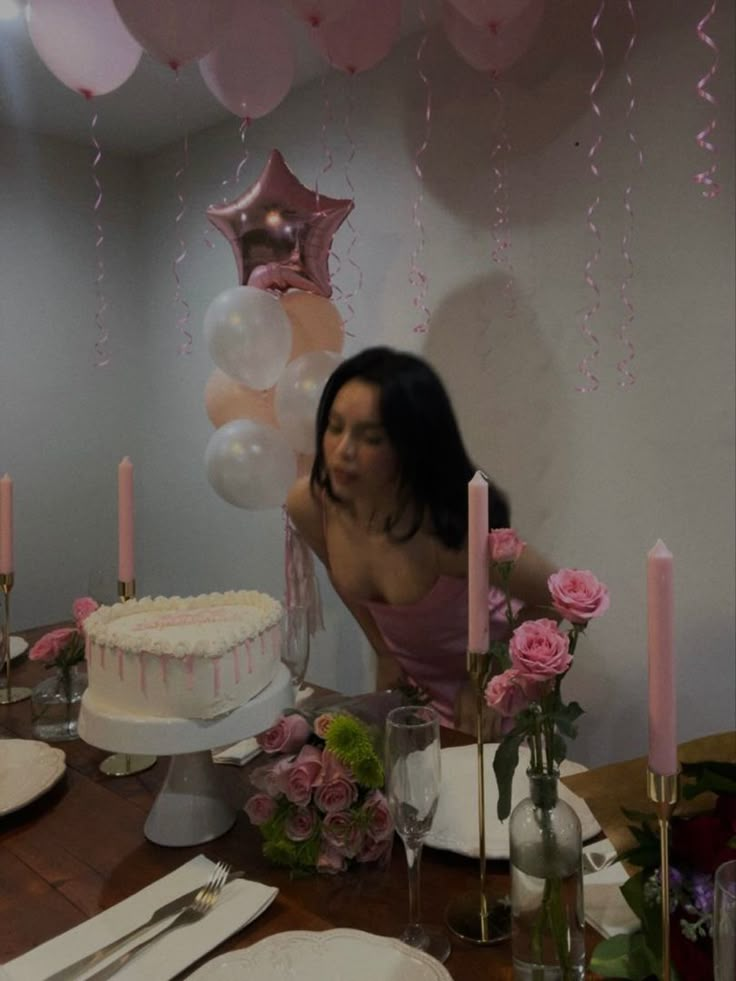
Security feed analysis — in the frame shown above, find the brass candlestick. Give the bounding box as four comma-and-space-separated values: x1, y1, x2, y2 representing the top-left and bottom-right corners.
0, 572, 31, 704
445, 650, 511, 944
98, 578, 156, 777
647, 768, 680, 981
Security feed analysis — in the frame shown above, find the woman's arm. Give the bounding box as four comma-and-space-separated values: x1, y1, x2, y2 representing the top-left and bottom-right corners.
491, 542, 557, 617
286, 476, 404, 690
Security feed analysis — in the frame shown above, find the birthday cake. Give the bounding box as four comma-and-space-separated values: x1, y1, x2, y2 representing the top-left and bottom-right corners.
83, 590, 282, 720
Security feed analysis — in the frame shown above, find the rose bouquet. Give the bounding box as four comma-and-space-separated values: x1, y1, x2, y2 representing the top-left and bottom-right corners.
591, 760, 736, 980
245, 708, 394, 875
483, 529, 610, 819
29, 596, 99, 696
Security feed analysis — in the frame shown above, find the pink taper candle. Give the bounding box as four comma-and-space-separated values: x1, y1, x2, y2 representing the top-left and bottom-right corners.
647, 539, 677, 775
0, 474, 13, 574
118, 457, 135, 583
468, 470, 489, 653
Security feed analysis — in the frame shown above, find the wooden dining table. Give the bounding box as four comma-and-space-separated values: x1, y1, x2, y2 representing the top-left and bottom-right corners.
0, 623, 637, 980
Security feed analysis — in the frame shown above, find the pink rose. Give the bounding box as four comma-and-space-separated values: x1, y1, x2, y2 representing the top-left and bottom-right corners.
282, 744, 323, 805
547, 568, 610, 624
361, 790, 394, 841
244, 792, 277, 826
489, 528, 526, 564
509, 618, 572, 679
29, 627, 76, 664
357, 834, 393, 865
72, 596, 99, 628
322, 811, 365, 858
313, 713, 335, 739
256, 713, 311, 754
313, 750, 357, 813
317, 842, 348, 874
285, 806, 319, 842
485, 669, 549, 717
251, 757, 293, 797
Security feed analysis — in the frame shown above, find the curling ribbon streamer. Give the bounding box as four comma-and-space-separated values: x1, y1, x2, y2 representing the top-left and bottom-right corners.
617, 0, 642, 388
409, 5, 432, 334
204, 117, 250, 252
693, 0, 721, 198
576, 0, 605, 393
90, 110, 109, 367
314, 71, 348, 313
172, 72, 192, 355
284, 510, 324, 637
489, 84, 515, 318
338, 81, 363, 337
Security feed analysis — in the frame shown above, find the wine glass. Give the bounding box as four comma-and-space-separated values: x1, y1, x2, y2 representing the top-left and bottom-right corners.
281, 604, 311, 694
714, 859, 736, 981
384, 705, 451, 963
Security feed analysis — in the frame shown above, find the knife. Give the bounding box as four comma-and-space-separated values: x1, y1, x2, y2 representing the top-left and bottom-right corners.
43, 870, 244, 981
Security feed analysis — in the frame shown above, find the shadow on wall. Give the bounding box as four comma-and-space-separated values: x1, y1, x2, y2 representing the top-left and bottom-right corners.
424, 271, 574, 539
399, 0, 685, 228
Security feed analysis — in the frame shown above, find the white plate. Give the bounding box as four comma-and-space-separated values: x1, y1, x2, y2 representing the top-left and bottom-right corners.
0, 636, 29, 669
425, 744, 600, 858
187, 929, 453, 980
0, 740, 66, 816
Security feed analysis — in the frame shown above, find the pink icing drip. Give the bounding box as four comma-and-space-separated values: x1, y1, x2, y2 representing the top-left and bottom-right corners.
246, 639, 253, 674
117, 649, 124, 680
185, 654, 195, 690
139, 655, 146, 696
260, 634, 265, 659
99, 645, 105, 669
213, 657, 221, 697
233, 647, 241, 684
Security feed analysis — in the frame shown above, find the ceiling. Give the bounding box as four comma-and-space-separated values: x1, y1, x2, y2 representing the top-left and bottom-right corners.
0, 0, 437, 156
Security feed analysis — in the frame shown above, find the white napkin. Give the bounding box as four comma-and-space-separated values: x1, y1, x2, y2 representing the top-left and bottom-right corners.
584, 840, 640, 938
0, 855, 277, 981
212, 737, 262, 766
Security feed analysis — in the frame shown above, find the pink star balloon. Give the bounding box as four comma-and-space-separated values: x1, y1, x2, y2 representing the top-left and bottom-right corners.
206, 149, 353, 299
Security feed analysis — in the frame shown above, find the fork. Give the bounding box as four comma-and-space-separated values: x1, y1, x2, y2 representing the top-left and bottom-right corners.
45, 862, 233, 981
81, 861, 233, 980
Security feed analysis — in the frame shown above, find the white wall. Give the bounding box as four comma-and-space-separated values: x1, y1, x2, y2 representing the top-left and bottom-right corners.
1, 0, 733, 765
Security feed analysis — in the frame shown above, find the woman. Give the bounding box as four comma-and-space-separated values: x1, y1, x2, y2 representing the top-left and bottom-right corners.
286, 346, 554, 732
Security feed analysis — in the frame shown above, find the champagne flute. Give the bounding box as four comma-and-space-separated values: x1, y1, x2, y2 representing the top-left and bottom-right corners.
714, 859, 736, 981
385, 705, 451, 963
281, 604, 311, 693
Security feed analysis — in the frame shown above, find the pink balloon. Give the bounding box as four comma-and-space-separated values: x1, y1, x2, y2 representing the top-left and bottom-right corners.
113, 0, 235, 71
446, 0, 534, 28
199, 0, 294, 121
442, 0, 545, 75
313, 0, 401, 75
288, 0, 358, 28
27, 0, 142, 98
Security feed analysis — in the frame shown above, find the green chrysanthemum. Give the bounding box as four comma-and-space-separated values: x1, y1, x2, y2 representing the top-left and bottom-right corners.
324, 714, 384, 788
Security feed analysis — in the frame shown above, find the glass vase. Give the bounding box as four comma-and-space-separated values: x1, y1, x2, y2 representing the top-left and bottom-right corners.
509, 770, 586, 981
31, 664, 87, 742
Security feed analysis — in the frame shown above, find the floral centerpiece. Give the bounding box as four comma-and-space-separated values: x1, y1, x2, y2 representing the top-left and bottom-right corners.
29, 596, 98, 740
245, 708, 394, 875
482, 529, 609, 980
591, 760, 736, 980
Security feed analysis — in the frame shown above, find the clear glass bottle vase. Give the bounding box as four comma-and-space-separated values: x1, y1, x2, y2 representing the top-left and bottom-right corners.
31, 663, 87, 742
509, 770, 586, 981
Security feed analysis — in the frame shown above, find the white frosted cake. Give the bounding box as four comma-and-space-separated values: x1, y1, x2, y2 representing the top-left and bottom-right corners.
83, 590, 282, 720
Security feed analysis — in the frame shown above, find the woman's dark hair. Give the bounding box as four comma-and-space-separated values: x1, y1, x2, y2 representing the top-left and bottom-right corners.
310, 346, 509, 548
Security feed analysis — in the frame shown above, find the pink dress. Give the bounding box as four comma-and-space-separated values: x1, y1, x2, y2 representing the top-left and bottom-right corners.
361, 578, 513, 727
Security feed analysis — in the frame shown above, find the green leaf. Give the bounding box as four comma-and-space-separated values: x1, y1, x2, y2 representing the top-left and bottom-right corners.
493, 729, 527, 821
681, 760, 736, 798
589, 931, 658, 980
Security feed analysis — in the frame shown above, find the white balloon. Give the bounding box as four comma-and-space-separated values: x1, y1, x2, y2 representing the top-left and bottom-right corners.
205, 419, 297, 510
275, 351, 342, 454
203, 285, 292, 390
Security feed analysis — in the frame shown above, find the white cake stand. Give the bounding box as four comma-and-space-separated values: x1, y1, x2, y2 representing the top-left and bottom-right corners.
78, 664, 293, 847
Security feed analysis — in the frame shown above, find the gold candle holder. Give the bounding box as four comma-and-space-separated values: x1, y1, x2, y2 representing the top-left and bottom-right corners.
98, 578, 156, 777
647, 768, 680, 981
445, 649, 511, 944
0, 572, 31, 705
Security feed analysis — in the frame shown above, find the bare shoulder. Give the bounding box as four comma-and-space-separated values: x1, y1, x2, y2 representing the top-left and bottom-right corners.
285, 476, 327, 564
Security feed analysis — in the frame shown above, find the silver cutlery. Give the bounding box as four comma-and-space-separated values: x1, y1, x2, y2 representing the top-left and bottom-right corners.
44, 862, 238, 981
582, 849, 621, 875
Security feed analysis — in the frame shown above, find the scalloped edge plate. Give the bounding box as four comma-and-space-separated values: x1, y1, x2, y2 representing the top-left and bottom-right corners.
425, 743, 600, 858
187, 929, 453, 980
0, 740, 66, 816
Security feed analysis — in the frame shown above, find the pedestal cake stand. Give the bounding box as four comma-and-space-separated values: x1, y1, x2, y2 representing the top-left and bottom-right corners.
78, 664, 292, 847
